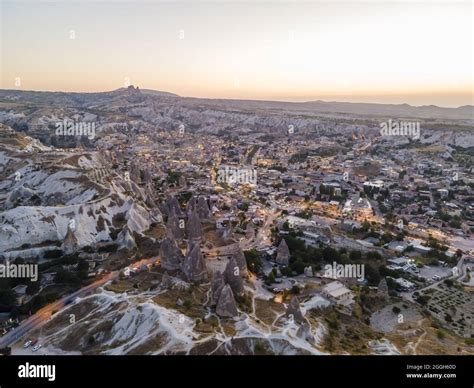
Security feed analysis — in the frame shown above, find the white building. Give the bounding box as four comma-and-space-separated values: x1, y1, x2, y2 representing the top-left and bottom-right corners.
322, 281, 354, 315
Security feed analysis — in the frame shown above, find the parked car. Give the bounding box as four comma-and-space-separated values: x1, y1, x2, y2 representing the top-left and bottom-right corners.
23, 340, 32, 348
32, 344, 42, 352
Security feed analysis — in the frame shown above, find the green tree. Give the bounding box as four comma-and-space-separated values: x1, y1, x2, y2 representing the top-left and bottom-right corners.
266, 271, 275, 285
244, 249, 262, 273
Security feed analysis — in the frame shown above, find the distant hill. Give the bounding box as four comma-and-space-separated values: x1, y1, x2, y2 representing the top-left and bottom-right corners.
0, 87, 472, 120
0, 86, 178, 107
182, 98, 473, 120
299, 100, 474, 120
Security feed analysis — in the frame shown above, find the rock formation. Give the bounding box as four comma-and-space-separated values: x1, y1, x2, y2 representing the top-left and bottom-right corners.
218, 224, 233, 240
116, 225, 137, 251
165, 195, 183, 217
296, 322, 315, 343
166, 212, 184, 240
304, 266, 313, 277
159, 237, 184, 271
378, 277, 389, 298
5, 184, 37, 209
178, 175, 187, 187
210, 270, 225, 306
196, 196, 211, 219
161, 272, 173, 289
276, 238, 290, 266
142, 168, 152, 185
129, 162, 142, 184
181, 243, 207, 283
224, 257, 244, 296
285, 296, 304, 323
161, 272, 190, 291
62, 224, 78, 255
186, 209, 202, 241
216, 284, 239, 318
186, 195, 197, 215
233, 247, 248, 277
245, 223, 255, 240
150, 208, 163, 224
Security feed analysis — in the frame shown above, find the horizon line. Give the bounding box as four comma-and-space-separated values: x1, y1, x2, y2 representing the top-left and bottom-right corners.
1, 86, 473, 110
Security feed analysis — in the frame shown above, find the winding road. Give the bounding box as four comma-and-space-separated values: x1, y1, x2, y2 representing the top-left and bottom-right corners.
0, 257, 159, 349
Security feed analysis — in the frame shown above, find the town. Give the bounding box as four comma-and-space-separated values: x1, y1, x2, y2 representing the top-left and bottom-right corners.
0, 85, 472, 355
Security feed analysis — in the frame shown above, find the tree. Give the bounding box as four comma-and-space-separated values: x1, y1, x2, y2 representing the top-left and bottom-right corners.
290, 259, 306, 275
54, 270, 81, 286
386, 277, 398, 290
280, 266, 293, 277
361, 220, 370, 232
349, 250, 362, 262
395, 232, 405, 241
26, 280, 41, 295
245, 249, 262, 274
290, 285, 300, 294
266, 271, 275, 285
322, 247, 340, 263
238, 202, 249, 212
364, 264, 381, 286
444, 279, 454, 287
366, 251, 383, 261
415, 294, 430, 306
165, 169, 181, 185
77, 259, 88, 272
319, 184, 327, 195
0, 289, 16, 311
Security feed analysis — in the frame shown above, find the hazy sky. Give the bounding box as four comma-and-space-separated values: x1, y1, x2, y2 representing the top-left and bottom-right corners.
1, 0, 472, 107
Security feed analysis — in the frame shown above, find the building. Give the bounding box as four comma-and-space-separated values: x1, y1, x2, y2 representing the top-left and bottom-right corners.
392, 277, 416, 291
12, 284, 28, 305
386, 241, 408, 253
321, 281, 354, 315
342, 196, 372, 218
437, 188, 449, 198
299, 231, 329, 247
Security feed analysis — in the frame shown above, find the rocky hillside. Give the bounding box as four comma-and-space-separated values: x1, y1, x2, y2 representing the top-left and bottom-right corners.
1, 88, 472, 149
0, 124, 160, 260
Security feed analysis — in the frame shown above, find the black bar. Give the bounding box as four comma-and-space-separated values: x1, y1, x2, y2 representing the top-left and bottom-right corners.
0, 355, 472, 387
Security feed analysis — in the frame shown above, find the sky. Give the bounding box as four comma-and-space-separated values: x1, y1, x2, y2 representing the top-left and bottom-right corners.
0, 0, 472, 107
